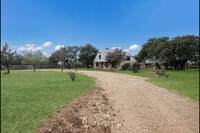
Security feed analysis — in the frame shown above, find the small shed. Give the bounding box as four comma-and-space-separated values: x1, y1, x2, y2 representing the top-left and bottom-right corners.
145, 59, 164, 69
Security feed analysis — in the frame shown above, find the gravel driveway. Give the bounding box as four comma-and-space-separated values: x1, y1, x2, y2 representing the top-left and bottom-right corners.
76, 70, 199, 133
39, 69, 199, 133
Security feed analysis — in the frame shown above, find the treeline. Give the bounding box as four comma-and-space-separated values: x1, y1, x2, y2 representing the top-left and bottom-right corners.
135, 35, 199, 70
1, 43, 98, 74
49, 44, 98, 72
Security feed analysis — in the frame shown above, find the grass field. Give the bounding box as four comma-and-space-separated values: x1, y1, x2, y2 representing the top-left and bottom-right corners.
1, 71, 95, 133
65, 68, 199, 101
116, 69, 199, 101
1, 68, 198, 132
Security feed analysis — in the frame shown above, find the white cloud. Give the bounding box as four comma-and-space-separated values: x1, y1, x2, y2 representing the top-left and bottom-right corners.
123, 49, 129, 52
112, 47, 122, 50
18, 46, 26, 51
129, 44, 139, 50
43, 41, 52, 47
26, 47, 35, 51
42, 52, 47, 55
36, 46, 43, 50
25, 44, 35, 47
18, 44, 42, 52
54, 45, 65, 50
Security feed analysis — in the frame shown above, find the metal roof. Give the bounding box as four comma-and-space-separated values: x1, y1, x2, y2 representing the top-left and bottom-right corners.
93, 59, 107, 62
125, 52, 132, 56
99, 48, 133, 57
145, 59, 163, 64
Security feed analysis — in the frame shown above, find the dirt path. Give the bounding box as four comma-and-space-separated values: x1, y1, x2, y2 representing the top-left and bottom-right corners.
39, 70, 199, 133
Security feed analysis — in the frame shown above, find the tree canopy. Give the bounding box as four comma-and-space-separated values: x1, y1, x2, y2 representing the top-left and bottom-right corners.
79, 44, 98, 68
106, 48, 125, 69
49, 46, 80, 71
22, 50, 46, 71
1, 43, 20, 74
135, 35, 199, 70
50, 47, 69, 72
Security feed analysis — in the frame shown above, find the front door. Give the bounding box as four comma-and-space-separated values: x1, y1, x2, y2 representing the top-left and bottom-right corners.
103, 63, 106, 69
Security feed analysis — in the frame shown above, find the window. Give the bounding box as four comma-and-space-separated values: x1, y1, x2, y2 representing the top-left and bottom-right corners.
96, 63, 98, 67
99, 55, 101, 59
112, 63, 115, 68
106, 63, 107, 68
126, 57, 130, 61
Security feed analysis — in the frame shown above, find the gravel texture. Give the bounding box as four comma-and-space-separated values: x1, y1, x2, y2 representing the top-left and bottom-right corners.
38, 70, 199, 133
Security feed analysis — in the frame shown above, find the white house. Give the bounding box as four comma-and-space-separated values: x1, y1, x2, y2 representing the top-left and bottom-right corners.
93, 48, 137, 70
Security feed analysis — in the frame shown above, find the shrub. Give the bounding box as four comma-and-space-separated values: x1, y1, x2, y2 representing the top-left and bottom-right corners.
165, 74, 169, 78
131, 62, 141, 73
122, 63, 130, 70
156, 70, 166, 76
68, 72, 76, 81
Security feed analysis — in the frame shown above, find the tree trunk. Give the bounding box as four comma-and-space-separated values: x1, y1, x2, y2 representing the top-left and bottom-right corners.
170, 63, 173, 70
61, 63, 63, 72
186, 63, 188, 69
173, 62, 177, 70
75, 59, 77, 70
164, 63, 169, 70
66, 62, 71, 69
68, 63, 71, 69
33, 65, 36, 71
7, 68, 10, 74
114, 64, 117, 71
75, 62, 77, 71
6, 65, 10, 74
177, 62, 180, 71
64, 63, 68, 68
156, 63, 160, 69
180, 60, 187, 70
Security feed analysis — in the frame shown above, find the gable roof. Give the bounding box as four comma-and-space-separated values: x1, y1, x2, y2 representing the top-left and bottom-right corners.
99, 49, 113, 57
125, 52, 132, 56
145, 58, 164, 64
99, 48, 133, 57
94, 59, 107, 62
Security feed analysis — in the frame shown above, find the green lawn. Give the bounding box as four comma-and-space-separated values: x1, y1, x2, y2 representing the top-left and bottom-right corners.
1, 71, 95, 133
115, 69, 199, 101
147, 70, 199, 101
65, 68, 199, 101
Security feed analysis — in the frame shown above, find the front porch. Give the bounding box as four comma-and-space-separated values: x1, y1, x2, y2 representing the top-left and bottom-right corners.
94, 62, 108, 70
94, 62, 120, 70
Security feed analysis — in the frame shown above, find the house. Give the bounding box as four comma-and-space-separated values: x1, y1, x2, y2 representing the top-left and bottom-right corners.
93, 48, 137, 70
145, 58, 164, 69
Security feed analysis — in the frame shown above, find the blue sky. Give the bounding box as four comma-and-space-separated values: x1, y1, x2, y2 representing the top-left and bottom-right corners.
1, 0, 199, 56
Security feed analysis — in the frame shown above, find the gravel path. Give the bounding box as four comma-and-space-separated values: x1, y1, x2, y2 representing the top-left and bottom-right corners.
76, 70, 199, 133
39, 69, 199, 133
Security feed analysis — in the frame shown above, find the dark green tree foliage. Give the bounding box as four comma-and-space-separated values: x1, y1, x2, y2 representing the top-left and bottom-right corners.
136, 35, 199, 70
1, 43, 19, 74
106, 48, 125, 70
71, 46, 80, 69
50, 46, 80, 69
14, 54, 23, 65
131, 62, 141, 73
135, 37, 169, 63
79, 44, 98, 68
49, 55, 58, 64
64, 46, 73, 69
122, 63, 130, 70
50, 47, 69, 72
